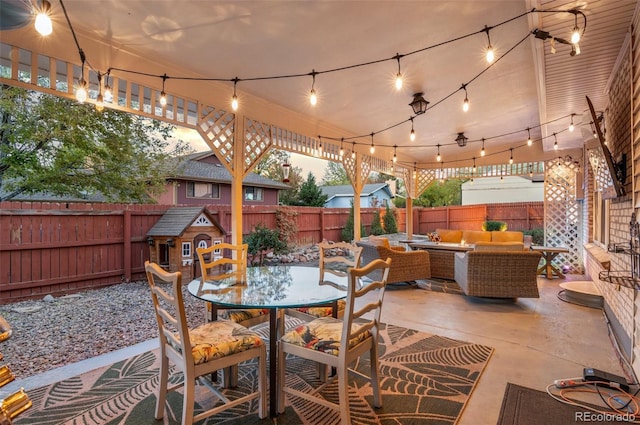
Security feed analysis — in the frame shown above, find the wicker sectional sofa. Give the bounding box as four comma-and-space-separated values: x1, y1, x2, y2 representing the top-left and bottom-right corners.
355, 237, 431, 284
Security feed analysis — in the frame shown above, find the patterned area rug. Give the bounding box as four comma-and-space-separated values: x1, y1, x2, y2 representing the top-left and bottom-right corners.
17, 323, 492, 425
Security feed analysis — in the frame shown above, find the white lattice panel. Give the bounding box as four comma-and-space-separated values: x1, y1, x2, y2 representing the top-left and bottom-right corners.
244, 118, 273, 175
587, 147, 616, 194
544, 158, 583, 274
197, 105, 235, 170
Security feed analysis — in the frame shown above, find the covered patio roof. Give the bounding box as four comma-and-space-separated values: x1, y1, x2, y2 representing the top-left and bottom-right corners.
0, 0, 636, 239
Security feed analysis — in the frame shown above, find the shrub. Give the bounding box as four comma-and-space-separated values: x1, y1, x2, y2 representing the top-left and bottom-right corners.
523, 228, 544, 245
482, 221, 507, 231
244, 224, 287, 265
275, 207, 298, 247
341, 201, 366, 242
383, 204, 398, 234
370, 209, 384, 235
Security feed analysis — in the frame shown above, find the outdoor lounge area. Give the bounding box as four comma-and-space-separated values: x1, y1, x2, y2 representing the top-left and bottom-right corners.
1, 1, 640, 424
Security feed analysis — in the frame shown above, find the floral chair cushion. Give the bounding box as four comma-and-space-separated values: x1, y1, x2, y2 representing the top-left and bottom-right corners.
280, 316, 370, 356
218, 308, 269, 323
174, 320, 264, 365
293, 299, 346, 318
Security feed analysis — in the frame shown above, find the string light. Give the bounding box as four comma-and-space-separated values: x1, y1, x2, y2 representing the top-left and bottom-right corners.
34, 0, 53, 36
436, 144, 441, 162
570, 12, 581, 44
509, 148, 513, 164
484, 25, 495, 63
95, 72, 104, 112
461, 84, 469, 112
159, 73, 168, 107
553, 132, 558, 150
394, 53, 403, 90
231, 77, 239, 111
103, 70, 112, 102
75, 49, 87, 103
369, 133, 375, 154
480, 138, 486, 157
309, 70, 318, 106
440, 162, 445, 183
393, 145, 398, 163
339, 138, 344, 158
472, 157, 477, 174
527, 127, 532, 146
569, 113, 575, 132
409, 117, 416, 141
529, 164, 533, 177
351, 142, 356, 159
318, 135, 323, 155
413, 162, 417, 179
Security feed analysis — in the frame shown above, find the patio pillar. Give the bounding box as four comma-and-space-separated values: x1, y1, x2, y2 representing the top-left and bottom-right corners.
230, 115, 245, 246
353, 156, 362, 240
406, 197, 413, 237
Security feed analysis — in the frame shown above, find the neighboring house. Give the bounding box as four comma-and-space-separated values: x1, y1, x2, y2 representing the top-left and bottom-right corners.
320, 183, 394, 208
156, 152, 290, 206
461, 176, 544, 205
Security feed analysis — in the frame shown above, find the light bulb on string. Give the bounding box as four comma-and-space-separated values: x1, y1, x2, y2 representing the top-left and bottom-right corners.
103, 70, 112, 102
509, 148, 513, 165
35, 0, 53, 36
472, 157, 477, 174
439, 162, 445, 183
553, 132, 558, 150
159, 74, 168, 107
339, 138, 344, 158
95, 72, 104, 112
461, 84, 469, 112
369, 133, 375, 154
317, 136, 323, 156
480, 138, 486, 157
413, 163, 417, 179
75, 50, 87, 103
231, 77, 239, 111
351, 142, 356, 159
436, 144, 441, 162
393, 145, 397, 163
527, 128, 532, 146
571, 13, 581, 44
309, 70, 318, 106
569, 114, 575, 132
484, 26, 495, 63
409, 117, 416, 141
394, 54, 403, 91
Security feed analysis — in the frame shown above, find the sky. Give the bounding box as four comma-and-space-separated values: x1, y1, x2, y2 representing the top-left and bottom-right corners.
174, 127, 329, 180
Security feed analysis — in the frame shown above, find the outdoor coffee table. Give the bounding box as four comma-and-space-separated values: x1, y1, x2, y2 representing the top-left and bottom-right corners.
408, 241, 474, 280
531, 245, 570, 279
188, 265, 349, 417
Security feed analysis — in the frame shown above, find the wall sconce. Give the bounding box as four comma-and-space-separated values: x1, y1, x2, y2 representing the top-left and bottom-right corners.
147, 237, 154, 246
166, 238, 175, 247
455, 132, 468, 147
282, 162, 290, 183
409, 92, 429, 115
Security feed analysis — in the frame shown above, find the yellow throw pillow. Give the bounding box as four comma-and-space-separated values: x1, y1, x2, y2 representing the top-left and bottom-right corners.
435, 229, 463, 243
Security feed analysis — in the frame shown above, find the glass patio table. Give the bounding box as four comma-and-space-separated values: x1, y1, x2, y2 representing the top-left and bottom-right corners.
187, 265, 349, 417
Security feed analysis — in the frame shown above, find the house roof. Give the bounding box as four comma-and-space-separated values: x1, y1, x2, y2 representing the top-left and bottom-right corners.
320, 183, 393, 202
172, 152, 290, 190
146, 206, 225, 237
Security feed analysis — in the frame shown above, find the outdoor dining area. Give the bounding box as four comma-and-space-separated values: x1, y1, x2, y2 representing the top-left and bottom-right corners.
1, 1, 640, 424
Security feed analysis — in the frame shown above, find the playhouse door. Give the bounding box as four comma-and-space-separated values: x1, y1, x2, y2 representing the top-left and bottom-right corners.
193, 233, 212, 279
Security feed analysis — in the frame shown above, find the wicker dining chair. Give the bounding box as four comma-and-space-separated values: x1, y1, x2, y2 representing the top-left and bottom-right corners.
144, 261, 267, 424
277, 257, 391, 424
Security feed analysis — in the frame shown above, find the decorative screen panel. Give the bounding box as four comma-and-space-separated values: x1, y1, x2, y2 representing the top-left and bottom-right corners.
544, 158, 583, 274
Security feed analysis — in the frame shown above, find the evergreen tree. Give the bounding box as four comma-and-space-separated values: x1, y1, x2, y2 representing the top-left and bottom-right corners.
321, 161, 350, 185
296, 172, 328, 206
383, 203, 398, 234
370, 209, 384, 235
341, 200, 366, 241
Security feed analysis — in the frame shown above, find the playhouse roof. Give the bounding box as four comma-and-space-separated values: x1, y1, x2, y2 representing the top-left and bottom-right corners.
146, 206, 225, 237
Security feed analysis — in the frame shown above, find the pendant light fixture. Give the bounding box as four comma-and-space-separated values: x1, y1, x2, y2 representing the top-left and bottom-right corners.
455, 132, 468, 147
409, 92, 428, 115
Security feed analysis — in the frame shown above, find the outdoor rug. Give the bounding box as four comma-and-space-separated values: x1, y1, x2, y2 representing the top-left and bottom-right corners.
17, 323, 493, 424
498, 382, 614, 425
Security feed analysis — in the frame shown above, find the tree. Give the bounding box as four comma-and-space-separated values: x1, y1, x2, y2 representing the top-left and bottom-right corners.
0, 86, 191, 202
296, 172, 328, 206
382, 203, 398, 233
341, 200, 365, 241
370, 209, 384, 235
414, 178, 464, 207
253, 149, 303, 205
321, 161, 350, 186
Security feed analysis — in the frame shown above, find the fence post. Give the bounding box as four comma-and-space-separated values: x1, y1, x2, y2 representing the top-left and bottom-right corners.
320, 209, 325, 241
124, 209, 131, 282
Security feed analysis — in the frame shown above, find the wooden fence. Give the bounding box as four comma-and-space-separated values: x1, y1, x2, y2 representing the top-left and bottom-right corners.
0, 201, 543, 303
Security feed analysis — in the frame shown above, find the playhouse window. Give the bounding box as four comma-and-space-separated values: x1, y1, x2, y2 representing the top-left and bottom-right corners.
182, 242, 191, 258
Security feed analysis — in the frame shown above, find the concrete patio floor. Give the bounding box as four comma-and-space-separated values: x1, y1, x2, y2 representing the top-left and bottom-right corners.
4, 274, 627, 425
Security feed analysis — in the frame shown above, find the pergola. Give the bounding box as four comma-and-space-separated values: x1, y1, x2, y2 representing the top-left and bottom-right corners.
0, 1, 635, 273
